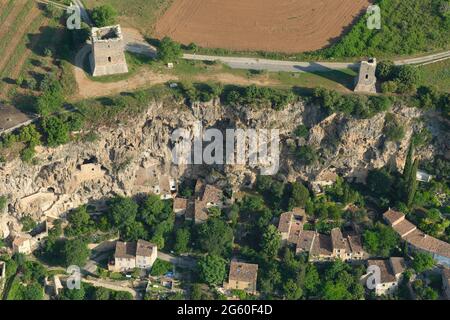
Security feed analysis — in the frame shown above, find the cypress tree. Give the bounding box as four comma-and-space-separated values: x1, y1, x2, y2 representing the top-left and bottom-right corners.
403, 142, 414, 180
406, 158, 419, 208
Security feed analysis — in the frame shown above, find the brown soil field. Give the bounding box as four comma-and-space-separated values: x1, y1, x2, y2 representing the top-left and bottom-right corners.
155, 0, 371, 53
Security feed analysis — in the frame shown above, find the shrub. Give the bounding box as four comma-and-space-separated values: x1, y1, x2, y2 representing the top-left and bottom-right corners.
91, 5, 117, 27
158, 37, 182, 63
383, 113, 405, 142
41, 116, 70, 147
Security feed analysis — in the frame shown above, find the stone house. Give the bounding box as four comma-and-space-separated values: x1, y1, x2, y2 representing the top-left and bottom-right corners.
109, 240, 157, 272
224, 261, 258, 295
296, 228, 366, 262
184, 180, 224, 224
277, 208, 306, 244
365, 257, 406, 296
12, 234, 32, 255
383, 209, 450, 267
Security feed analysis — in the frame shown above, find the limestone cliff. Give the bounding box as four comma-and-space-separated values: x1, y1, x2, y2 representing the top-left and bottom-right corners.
0, 98, 446, 237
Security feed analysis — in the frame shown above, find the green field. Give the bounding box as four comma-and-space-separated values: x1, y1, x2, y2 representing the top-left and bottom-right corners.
418, 59, 450, 92
83, 0, 173, 36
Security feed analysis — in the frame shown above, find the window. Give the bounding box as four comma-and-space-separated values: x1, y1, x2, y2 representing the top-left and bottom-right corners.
108, 57, 112, 62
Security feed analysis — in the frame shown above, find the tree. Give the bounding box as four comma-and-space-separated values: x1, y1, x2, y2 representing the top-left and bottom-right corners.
283, 279, 303, 300
158, 37, 182, 63
91, 5, 117, 27
108, 196, 138, 232
412, 252, 435, 273
66, 205, 93, 237
198, 254, 227, 286
60, 286, 85, 300
288, 182, 310, 208
93, 287, 111, 300
112, 291, 133, 300
139, 194, 165, 227
62, 238, 90, 267
174, 228, 190, 254
196, 218, 233, 256
41, 116, 69, 147
363, 222, 400, 257
261, 225, 281, 260
406, 159, 419, 208
403, 142, 415, 180
304, 264, 320, 296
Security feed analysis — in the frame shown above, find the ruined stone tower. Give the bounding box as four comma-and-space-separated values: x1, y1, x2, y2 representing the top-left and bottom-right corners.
354, 58, 377, 93
90, 25, 129, 77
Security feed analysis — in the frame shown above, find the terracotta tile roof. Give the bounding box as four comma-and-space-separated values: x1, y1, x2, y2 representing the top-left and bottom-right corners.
311, 234, 333, 256
368, 260, 396, 283
383, 209, 405, 225
404, 229, 450, 259
185, 200, 195, 220
202, 184, 222, 204
315, 170, 338, 182
389, 257, 406, 276
288, 220, 303, 244
114, 241, 137, 259
173, 197, 188, 211
347, 235, 364, 253
297, 231, 316, 252
392, 219, 417, 238
229, 261, 258, 284
194, 200, 209, 223
136, 239, 156, 257
278, 212, 293, 234
331, 228, 346, 250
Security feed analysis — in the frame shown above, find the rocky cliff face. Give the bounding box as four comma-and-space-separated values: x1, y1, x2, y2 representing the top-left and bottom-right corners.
0, 98, 446, 237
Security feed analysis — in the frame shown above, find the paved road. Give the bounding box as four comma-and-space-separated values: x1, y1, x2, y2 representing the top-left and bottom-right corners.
72, 0, 93, 26
157, 252, 197, 270
183, 50, 450, 73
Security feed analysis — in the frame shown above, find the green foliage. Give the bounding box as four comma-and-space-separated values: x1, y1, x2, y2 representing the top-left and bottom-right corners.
296, 145, 318, 165
0, 195, 6, 212
318, 261, 365, 300
288, 182, 310, 209
196, 218, 233, 256
36, 75, 64, 116
363, 222, 400, 257
293, 124, 309, 138
411, 251, 436, 273
313, 88, 392, 119
198, 254, 227, 286
62, 238, 90, 267
225, 85, 295, 110
150, 259, 173, 276
20, 216, 36, 232
318, 0, 450, 58
283, 279, 303, 300
367, 168, 394, 198
261, 225, 282, 260
66, 205, 94, 237
406, 159, 419, 207
383, 113, 405, 142
158, 37, 182, 63
174, 228, 190, 254
41, 116, 70, 147
91, 5, 117, 27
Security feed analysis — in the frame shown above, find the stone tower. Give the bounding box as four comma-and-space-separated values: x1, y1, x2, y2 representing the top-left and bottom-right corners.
354, 58, 377, 93
90, 25, 129, 77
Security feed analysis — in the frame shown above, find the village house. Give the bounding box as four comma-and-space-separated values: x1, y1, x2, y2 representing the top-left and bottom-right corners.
108, 240, 158, 272
298, 228, 366, 262
442, 268, 450, 300
224, 261, 258, 295
183, 180, 224, 224
416, 170, 433, 183
12, 234, 33, 255
366, 257, 406, 296
383, 209, 450, 267
310, 170, 338, 195
277, 208, 306, 245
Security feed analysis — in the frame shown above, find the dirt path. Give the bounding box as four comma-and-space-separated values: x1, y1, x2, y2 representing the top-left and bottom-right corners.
0, 3, 40, 72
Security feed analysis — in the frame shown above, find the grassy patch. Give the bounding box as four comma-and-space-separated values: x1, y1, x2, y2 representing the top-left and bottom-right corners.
418, 59, 450, 92
84, 0, 173, 35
